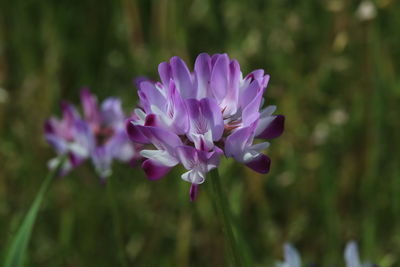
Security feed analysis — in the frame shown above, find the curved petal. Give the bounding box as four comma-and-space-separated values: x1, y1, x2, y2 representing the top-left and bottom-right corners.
139, 81, 166, 113
245, 153, 270, 174
170, 56, 195, 98
194, 53, 211, 99
167, 81, 189, 134
158, 61, 172, 86
225, 126, 253, 161
142, 159, 172, 180
176, 145, 198, 170
126, 120, 150, 144
80, 88, 100, 125
200, 98, 224, 141
140, 149, 178, 167
219, 59, 240, 116
140, 125, 183, 152
101, 98, 125, 129
242, 85, 264, 127
45, 134, 68, 154
210, 54, 229, 101
239, 80, 261, 109
256, 115, 285, 139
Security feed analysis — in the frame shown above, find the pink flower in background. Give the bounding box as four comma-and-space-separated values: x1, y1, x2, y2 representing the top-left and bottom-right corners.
44, 89, 140, 179
127, 53, 285, 201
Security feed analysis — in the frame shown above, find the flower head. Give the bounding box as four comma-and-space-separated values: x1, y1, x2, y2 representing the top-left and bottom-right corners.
127, 53, 285, 200
45, 89, 140, 179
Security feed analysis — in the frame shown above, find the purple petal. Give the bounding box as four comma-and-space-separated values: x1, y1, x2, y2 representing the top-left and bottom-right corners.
245, 154, 270, 174
144, 114, 158, 127
245, 69, 264, 82
158, 61, 172, 86
126, 120, 150, 144
220, 59, 240, 115
91, 146, 112, 179
167, 81, 189, 134
200, 98, 223, 140
194, 53, 212, 99
190, 183, 199, 202
69, 151, 84, 168
108, 131, 136, 162
44, 119, 55, 134
176, 145, 197, 170
239, 80, 261, 109
241, 87, 263, 127
101, 98, 125, 127
134, 76, 152, 89
210, 54, 229, 101
60, 101, 80, 126
45, 134, 68, 154
141, 125, 183, 152
170, 56, 195, 98
256, 115, 285, 139
142, 159, 172, 180
225, 125, 254, 161
138, 81, 166, 113
80, 88, 100, 124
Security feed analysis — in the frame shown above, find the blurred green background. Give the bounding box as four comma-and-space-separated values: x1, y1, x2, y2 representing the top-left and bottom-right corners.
1, 0, 400, 266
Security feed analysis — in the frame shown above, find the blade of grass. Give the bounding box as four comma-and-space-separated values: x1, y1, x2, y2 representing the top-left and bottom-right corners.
4, 156, 66, 267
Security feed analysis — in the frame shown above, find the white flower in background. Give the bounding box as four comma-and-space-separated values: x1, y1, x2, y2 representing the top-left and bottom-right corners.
356, 1, 377, 21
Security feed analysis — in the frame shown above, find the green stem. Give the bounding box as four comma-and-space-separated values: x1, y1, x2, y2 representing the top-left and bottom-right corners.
106, 176, 127, 267
210, 169, 242, 267
4, 156, 66, 267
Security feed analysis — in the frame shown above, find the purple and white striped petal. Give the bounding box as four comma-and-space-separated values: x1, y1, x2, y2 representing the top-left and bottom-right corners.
186, 98, 223, 151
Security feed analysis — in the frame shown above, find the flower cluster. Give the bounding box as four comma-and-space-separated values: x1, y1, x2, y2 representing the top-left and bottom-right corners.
126, 53, 284, 200
276, 241, 376, 267
44, 89, 139, 179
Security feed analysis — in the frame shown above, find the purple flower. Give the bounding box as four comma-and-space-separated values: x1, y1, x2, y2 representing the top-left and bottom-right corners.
45, 89, 140, 179
127, 53, 284, 200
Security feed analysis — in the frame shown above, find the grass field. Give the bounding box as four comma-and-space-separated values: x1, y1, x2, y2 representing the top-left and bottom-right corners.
1, 0, 400, 266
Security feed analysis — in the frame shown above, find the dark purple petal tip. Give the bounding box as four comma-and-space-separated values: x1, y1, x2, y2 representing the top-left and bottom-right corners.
68, 152, 82, 168
245, 154, 271, 174
44, 120, 54, 134
125, 120, 149, 144
144, 114, 157, 126
189, 183, 199, 202
257, 115, 285, 139
142, 160, 171, 180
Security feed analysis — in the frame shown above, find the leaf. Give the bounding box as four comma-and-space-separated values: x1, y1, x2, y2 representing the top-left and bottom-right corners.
4, 157, 64, 267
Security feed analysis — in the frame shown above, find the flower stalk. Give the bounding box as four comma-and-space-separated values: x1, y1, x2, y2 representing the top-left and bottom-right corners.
210, 169, 243, 267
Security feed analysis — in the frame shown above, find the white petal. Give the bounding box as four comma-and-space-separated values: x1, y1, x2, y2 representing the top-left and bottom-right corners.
140, 149, 178, 167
